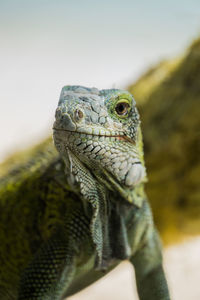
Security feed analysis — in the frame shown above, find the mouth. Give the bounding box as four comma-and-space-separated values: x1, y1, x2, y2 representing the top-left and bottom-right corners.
53, 126, 145, 188
53, 127, 135, 144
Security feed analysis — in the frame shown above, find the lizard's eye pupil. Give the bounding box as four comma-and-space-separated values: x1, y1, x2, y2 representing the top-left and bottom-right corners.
115, 102, 130, 116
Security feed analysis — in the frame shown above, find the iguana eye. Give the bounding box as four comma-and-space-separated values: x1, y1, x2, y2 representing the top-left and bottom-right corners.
115, 101, 130, 116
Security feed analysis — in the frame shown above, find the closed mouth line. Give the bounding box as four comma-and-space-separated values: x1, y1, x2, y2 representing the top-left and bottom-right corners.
53, 127, 135, 144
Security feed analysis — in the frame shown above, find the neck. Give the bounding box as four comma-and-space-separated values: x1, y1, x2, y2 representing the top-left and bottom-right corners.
61, 149, 145, 269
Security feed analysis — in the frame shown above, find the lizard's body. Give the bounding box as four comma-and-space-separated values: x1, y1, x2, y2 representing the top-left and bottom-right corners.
0, 86, 170, 299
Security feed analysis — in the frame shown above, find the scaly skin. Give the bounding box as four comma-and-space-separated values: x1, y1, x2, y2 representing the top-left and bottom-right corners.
0, 86, 170, 299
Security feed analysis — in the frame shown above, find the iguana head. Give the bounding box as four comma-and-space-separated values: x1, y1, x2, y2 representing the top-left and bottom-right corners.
53, 85, 146, 190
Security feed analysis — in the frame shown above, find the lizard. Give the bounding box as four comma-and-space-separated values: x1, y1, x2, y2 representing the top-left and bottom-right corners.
0, 85, 170, 300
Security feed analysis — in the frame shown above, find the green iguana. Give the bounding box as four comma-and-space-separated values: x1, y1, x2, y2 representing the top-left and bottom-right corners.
0, 86, 170, 300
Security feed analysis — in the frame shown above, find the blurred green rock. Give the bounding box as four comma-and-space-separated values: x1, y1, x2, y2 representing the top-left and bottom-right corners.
129, 38, 200, 244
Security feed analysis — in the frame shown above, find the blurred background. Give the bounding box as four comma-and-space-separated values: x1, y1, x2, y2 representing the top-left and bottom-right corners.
1, 0, 200, 299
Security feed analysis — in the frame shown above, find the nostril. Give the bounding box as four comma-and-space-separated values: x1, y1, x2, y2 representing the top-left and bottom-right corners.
55, 108, 62, 120
78, 110, 83, 119
74, 109, 84, 121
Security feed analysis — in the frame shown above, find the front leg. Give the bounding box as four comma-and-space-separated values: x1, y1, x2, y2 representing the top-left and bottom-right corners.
17, 202, 91, 300
130, 228, 170, 300
17, 229, 77, 300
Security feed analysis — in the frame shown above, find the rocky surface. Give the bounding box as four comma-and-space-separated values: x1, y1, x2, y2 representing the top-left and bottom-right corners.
129, 38, 200, 243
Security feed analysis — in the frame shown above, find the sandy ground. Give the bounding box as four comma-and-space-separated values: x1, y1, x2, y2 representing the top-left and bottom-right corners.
68, 236, 200, 300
